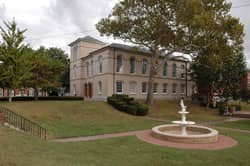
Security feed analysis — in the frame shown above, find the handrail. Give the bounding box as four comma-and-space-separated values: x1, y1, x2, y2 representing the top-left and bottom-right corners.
0, 107, 47, 140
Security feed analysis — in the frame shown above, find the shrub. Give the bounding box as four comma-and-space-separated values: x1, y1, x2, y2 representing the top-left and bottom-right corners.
107, 94, 148, 116
136, 104, 149, 116
217, 102, 226, 115
235, 105, 241, 111
229, 104, 241, 112
0, 96, 84, 101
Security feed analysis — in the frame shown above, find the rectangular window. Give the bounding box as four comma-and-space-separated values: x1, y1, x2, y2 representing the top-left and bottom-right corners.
172, 83, 177, 94
181, 84, 185, 94
153, 83, 158, 94
163, 62, 168, 76
0, 89, 3, 96
129, 81, 137, 94
116, 81, 123, 93
29, 88, 34, 96
142, 82, 147, 93
163, 83, 168, 93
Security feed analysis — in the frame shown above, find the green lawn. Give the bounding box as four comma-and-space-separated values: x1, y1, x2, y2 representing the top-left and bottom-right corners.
0, 126, 250, 166
216, 120, 250, 131
1, 100, 250, 165
1, 100, 227, 138
147, 100, 227, 123
1, 101, 162, 138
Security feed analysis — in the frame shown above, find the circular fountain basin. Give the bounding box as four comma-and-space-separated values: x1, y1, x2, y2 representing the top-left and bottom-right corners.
178, 111, 189, 114
152, 124, 219, 144
172, 121, 195, 125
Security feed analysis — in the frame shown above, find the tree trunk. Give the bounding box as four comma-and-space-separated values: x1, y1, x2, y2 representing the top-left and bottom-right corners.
206, 82, 215, 108
8, 89, 12, 103
206, 92, 210, 108
34, 88, 39, 101
146, 56, 156, 105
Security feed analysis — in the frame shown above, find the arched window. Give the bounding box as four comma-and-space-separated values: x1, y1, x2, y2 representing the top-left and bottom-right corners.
163, 62, 168, 76
130, 57, 136, 73
86, 62, 89, 77
142, 59, 148, 74
116, 55, 123, 72
98, 55, 103, 73
181, 64, 185, 78
172, 63, 177, 77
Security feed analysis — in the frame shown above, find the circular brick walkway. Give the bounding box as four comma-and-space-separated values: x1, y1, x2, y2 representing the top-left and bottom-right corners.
136, 130, 238, 150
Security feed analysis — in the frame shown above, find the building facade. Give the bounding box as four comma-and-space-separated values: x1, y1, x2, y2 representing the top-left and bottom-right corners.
0, 88, 48, 97
69, 36, 194, 101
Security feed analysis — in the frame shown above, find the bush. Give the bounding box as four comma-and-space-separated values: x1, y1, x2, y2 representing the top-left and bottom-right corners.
235, 105, 241, 111
217, 102, 226, 115
0, 96, 84, 101
107, 94, 148, 116
229, 104, 241, 112
136, 104, 149, 116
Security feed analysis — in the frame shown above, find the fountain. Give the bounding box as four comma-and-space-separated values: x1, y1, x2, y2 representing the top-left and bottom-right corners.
151, 99, 219, 144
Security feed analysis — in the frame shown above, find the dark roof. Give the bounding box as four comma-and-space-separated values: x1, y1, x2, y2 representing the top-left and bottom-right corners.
68, 36, 106, 46
89, 43, 151, 55
90, 43, 190, 62
108, 43, 151, 54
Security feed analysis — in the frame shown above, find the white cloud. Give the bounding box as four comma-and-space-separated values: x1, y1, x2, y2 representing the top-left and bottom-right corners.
0, 0, 249, 64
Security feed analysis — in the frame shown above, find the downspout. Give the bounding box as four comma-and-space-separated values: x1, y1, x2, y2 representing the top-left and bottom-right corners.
113, 48, 116, 94
185, 62, 188, 97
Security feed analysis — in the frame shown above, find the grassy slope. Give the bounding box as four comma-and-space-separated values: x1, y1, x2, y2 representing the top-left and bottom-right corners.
1, 100, 228, 138
1, 101, 162, 138
0, 126, 250, 166
147, 100, 227, 123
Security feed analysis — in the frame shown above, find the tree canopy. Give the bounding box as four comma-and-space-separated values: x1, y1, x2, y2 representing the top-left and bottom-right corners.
0, 20, 69, 101
0, 20, 33, 101
96, 0, 244, 105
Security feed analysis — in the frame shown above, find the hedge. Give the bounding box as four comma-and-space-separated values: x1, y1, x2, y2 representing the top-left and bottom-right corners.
0, 96, 84, 101
107, 94, 148, 116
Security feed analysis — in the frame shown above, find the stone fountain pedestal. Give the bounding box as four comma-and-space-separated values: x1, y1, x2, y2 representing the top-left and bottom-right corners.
151, 99, 219, 144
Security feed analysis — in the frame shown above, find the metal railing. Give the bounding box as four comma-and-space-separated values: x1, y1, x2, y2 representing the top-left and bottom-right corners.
0, 107, 47, 139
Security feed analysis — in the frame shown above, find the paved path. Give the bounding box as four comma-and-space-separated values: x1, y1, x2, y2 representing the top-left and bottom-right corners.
51, 117, 249, 143
233, 111, 250, 118
52, 129, 149, 143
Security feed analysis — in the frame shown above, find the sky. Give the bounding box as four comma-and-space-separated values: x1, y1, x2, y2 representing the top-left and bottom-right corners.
0, 0, 249, 65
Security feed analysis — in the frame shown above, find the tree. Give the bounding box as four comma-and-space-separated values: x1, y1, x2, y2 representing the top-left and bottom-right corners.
96, 0, 235, 105
47, 47, 70, 94
191, 6, 245, 108
26, 47, 64, 100
0, 20, 33, 102
218, 52, 246, 109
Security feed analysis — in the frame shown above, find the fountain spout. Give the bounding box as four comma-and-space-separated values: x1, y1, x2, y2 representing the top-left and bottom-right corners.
173, 99, 195, 135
